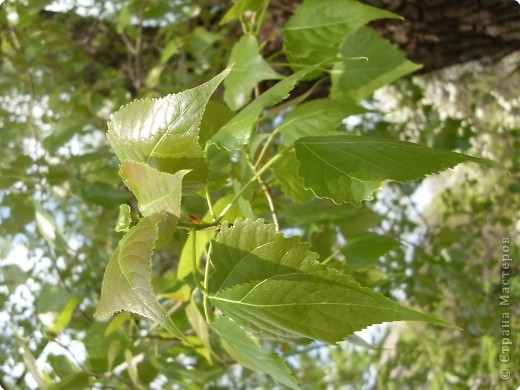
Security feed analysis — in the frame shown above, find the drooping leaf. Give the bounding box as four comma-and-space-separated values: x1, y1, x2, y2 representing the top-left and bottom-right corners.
284, 0, 398, 67
295, 135, 504, 207
107, 68, 230, 188
95, 213, 185, 340
224, 34, 281, 111
211, 64, 320, 150
330, 27, 422, 102
212, 317, 299, 389
120, 161, 188, 217
272, 150, 314, 203
279, 98, 365, 145
341, 232, 402, 270
209, 219, 456, 343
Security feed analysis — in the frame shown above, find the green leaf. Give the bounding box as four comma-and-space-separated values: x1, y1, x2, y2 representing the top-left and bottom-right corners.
212, 317, 299, 389
160, 39, 179, 64
224, 34, 281, 111
48, 373, 90, 390
115, 204, 132, 232
106, 67, 231, 162
95, 213, 185, 340
1, 264, 28, 292
341, 232, 401, 270
284, 0, 399, 67
199, 100, 234, 146
220, 0, 268, 24
279, 98, 365, 145
295, 135, 504, 207
272, 151, 314, 203
186, 300, 212, 361
211, 64, 320, 150
209, 219, 456, 343
206, 144, 232, 191
330, 27, 422, 101
120, 162, 188, 217
34, 201, 68, 250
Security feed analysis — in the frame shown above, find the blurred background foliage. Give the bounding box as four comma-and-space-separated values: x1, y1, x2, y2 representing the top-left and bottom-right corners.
0, 0, 519, 388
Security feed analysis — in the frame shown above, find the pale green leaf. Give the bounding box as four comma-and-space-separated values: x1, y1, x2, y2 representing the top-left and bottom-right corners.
209, 219, 456, 343
95, 213, 185, 340
224, 34, 281, 111
50, 297, 80, 333
211, 64, 320, 150
212, 317, 299, 389
120, 161, 188, 217
331, 27, 422, 101
295, 135, 504, 207
115, 204, 132, 232
34, 201, 67, 249
107, 68, 230, 191
105, 312, 131, 336
186, 300, 212, 362
279, 98, 365, 145
284, 0, 398, 66
160, 40, 179, 64
220, 0, 268, 24
341, 232, 401, 270
125, 349, 141, 387
272, 150, 314, 204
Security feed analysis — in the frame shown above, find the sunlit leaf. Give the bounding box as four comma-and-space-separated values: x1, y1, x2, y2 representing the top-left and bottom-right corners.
209, 219, 456, 343
115, 204, 132, 232
212, 317, 299, 389
224, 34, 281, 111
107, 67, 231, 187
95, 213, 185, 340
295, 135, 504, 207
330, 27, 422, 101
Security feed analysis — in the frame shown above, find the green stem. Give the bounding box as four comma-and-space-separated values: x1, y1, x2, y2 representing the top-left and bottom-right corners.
217, 150, 287, 221
202, 239, 215, 323
254, 126, 281, 169
205, 188, 216, 222
322, 249, 341, 265
191, 228, 207, 293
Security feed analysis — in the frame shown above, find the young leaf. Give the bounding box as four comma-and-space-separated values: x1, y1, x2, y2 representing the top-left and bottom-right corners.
341, 232, 402, 270
120, 161, 188, 217
212, 317, 299, 389
209, 219, 456, 343
330, 27, 422, 102
211, 64, 320, 150
295, 135, 504, 207
95, 213, 185, 341
224, 34, 281, 111
284, 0, 399, 67
279, 98, 365, 145
115, 204, 132, 232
